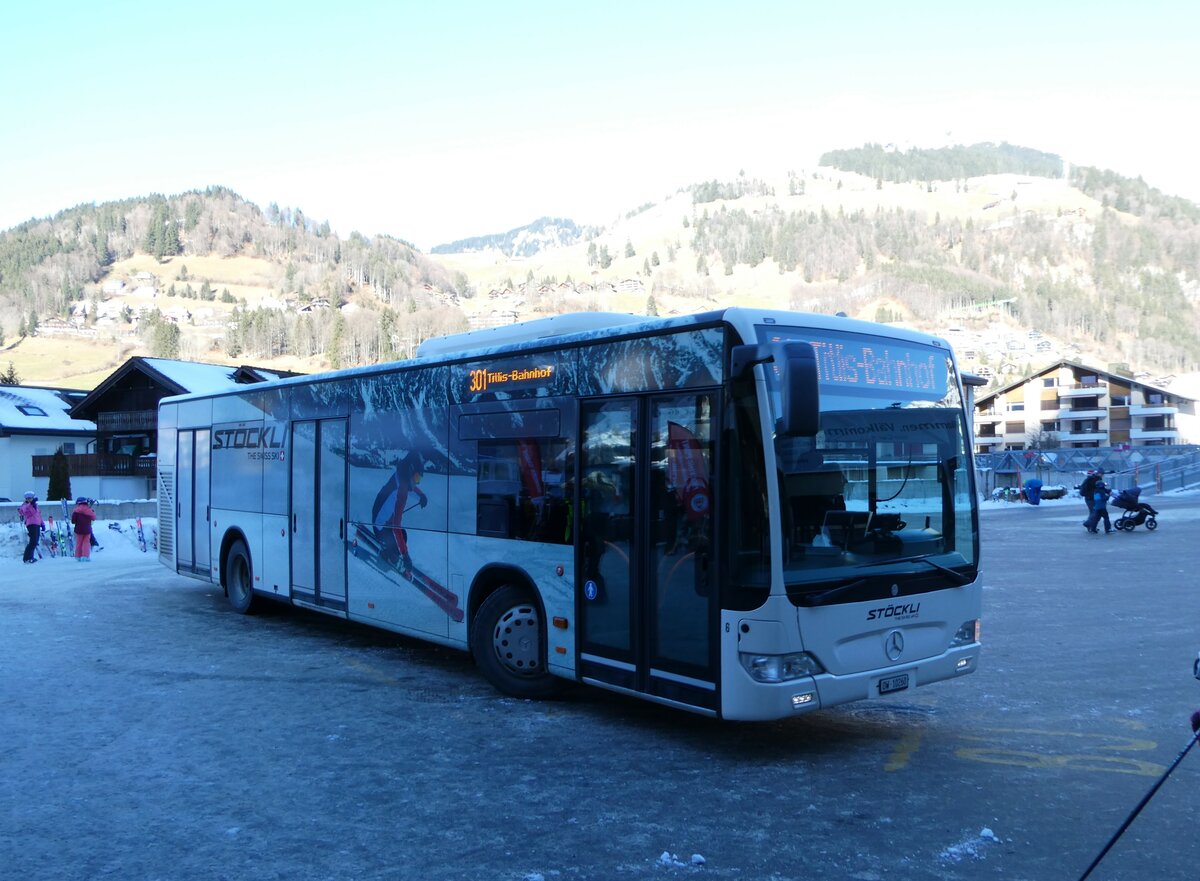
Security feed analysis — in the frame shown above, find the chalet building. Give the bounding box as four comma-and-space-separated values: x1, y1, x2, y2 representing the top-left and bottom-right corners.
32, 358, 302, 500
973, 360, 1197, 454
0, 386, 95, 502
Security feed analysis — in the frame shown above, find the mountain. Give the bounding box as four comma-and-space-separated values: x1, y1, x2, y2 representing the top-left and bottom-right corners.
0, 188, 472, 387
430, 216, 594, 257
3, 143, 1199, 391
431, 143, 1200, 384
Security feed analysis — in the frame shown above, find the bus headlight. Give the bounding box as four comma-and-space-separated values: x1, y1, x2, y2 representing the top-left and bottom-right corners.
951, 619, 980, 647
739, 651, 824, 683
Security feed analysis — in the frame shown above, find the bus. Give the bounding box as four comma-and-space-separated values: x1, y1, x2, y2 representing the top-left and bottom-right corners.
157, 308, 981, 721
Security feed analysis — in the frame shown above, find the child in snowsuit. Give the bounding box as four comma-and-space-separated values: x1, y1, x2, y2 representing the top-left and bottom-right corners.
70, 497, 97, 560
1083, 481, 1112, 534
18, 491, 44, 563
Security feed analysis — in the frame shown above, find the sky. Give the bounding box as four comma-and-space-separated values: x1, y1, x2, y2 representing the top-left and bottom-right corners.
1, 0, 1197, 251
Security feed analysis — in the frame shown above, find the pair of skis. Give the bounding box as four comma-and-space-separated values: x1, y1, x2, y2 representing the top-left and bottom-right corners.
37, 517, 56, 558
42, 516, 72, 557
349, 525, 464, 622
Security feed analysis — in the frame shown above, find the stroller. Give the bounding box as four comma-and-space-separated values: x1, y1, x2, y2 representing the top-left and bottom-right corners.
1111, 487, 1158, 531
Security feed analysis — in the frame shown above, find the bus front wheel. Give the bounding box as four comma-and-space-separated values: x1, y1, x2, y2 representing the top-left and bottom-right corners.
471, 585, 561, 699
224, 539, 257, 614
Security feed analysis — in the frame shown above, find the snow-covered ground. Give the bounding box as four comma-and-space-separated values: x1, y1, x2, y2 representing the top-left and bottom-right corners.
980, 484, 1200, 513
2, 517, 158, 570
6, 487, 1197, 566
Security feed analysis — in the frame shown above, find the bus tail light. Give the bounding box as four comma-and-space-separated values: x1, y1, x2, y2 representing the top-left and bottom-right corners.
739, 651, 824, 683
951, 619, 980, 647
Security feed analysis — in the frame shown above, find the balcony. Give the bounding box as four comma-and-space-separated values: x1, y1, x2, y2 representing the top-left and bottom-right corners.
97, 409, 157, 432
1057, 407, 1107, 420
1130, 404, 1178, 417
975, 436, 1004, 447
1063, 430, 1109, 442
32, 452, 157, 479
1131, 428, 1179, 441
1058, 384, 1107, 398
976, 412, 1003, 424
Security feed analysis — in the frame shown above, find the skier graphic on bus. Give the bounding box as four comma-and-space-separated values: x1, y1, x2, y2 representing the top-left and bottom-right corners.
371, 449, 428, 578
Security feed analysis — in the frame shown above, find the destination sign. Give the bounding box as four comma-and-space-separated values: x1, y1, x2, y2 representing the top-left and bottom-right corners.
456, 357, 559, 401
760, 327, 950, 398
467, 364, 555, 394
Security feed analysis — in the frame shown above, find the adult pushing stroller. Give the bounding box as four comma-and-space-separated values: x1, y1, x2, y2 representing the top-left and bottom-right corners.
1111, 487, 1158, 531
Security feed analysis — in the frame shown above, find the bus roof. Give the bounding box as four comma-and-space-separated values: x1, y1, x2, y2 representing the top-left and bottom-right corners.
158, 307, 955, 407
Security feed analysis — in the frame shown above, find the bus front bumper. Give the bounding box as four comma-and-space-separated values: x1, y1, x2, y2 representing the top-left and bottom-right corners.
721, 643, 980, 721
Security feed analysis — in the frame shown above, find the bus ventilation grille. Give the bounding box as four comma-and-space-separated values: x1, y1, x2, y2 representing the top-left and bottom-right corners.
157, 470, 175, 561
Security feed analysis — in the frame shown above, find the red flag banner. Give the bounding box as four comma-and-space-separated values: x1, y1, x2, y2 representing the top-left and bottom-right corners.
517, 439, 544, 501
667, 421, 711, 522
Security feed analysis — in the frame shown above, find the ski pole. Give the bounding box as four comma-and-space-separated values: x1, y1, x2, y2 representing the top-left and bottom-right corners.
1077, 710, 1200, 881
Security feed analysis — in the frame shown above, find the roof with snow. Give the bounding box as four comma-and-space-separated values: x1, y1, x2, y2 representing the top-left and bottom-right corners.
0, 386, 96, 435
69, 357, 305, 422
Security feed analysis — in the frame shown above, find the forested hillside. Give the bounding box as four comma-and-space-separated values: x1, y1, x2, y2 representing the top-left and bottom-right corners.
4, 142, 1200, 389
0, 187, 471, 372
435, 146, 1200, 375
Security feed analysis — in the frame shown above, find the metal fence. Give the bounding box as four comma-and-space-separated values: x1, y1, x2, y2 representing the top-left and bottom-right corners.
974, 446, 1200, 499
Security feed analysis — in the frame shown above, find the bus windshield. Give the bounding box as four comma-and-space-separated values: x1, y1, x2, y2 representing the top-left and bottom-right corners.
757, 325, 978, 604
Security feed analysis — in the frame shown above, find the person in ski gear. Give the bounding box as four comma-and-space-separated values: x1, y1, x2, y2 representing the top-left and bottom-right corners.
1079, 469, 1101, 515
1083, 480, 1112, 534
87, 499, 102, 551
70, 497, 97, 561
371, 450, 428, 577
18, 491, 44, 564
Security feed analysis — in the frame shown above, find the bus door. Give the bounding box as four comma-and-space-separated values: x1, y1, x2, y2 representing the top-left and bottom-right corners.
290, 418, 348, 610
176, 429, 211, 576
577, 393, 718, 713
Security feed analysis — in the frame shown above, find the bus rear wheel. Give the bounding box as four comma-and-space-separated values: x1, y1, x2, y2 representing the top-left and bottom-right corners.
224, 539, 257, 614
471, 585, 561, 699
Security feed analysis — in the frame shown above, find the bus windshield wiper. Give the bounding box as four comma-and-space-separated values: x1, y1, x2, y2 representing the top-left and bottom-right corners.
802, 578, 869, 606
860, 554, 972, 586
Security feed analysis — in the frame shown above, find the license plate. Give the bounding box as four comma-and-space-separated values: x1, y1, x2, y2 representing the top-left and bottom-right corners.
878, 673, 910, 695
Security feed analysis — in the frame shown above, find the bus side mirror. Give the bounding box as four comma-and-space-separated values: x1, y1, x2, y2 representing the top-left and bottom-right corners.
778, 342, 820, 437
730, 342, 820, 437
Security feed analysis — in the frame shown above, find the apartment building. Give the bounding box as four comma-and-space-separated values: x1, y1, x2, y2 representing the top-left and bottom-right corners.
974, 361, 1196, 453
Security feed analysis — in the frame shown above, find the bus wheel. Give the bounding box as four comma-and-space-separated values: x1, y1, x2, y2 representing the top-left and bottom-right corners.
471, 586, 561, 699
225, 540, 256, 614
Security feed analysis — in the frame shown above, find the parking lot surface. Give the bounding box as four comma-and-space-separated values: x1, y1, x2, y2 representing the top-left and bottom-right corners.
2, 495, 1199, 880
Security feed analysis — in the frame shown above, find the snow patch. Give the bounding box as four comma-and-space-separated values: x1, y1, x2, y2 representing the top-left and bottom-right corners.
656, 851, 706, 869
938, 827, 1001, 863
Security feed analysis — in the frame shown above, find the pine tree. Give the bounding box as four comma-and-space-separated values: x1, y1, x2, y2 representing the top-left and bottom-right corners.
329, 311, 346, 368
47, 448, 72, 502
0, 361, 20, 384
152, 321, 180, 358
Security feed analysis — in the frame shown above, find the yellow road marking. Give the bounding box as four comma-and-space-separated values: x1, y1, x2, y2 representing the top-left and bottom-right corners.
886, 729, 924, 771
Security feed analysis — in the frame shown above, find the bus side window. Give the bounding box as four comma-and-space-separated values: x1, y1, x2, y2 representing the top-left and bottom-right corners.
476, 438, 570, 544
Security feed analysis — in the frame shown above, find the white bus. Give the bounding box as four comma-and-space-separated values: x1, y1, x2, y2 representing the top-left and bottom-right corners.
157, 308, 980, 720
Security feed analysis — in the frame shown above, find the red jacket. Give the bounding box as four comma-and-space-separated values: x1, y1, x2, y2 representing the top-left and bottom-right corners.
70, 503, 96, 535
